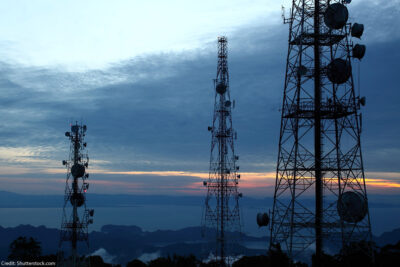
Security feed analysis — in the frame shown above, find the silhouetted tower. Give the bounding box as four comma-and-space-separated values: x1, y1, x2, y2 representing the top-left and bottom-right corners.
270, 0, 372, 265
202, 36, 242, 266
58, 122, 94, 267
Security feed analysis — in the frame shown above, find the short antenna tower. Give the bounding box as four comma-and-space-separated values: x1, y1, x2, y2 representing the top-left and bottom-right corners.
58, 122, 94, 267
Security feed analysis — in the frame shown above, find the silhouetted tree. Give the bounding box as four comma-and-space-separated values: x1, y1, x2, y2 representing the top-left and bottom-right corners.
148, 256, 173, 267
338, 241, 374, 267
268, 243, 291, 267
199, 260, 221, 267
233, 255, 269, 266
126, 259, 147, 267
375, 241, 400, 267
86, 255, 121, 267
171, 254, 198, 267
311, 252, 340, 267
8, 236, 41, 261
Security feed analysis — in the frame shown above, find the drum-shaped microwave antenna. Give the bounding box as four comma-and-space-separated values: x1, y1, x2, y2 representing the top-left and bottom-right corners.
327, 58, 351, 84
353, 44, 366, 60
257, 213, 270, 227
216, 82, 227, 94
71, 163, 85, 178
324, 3, 349, 30
337, 191, 367, 223
351, 23, 364, 38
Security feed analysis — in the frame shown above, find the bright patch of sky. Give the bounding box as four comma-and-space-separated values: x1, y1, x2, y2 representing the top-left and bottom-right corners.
0, 0, 288, 71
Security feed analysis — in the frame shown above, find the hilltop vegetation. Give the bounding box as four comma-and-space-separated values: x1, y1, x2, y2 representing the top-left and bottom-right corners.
5, 235, 400, 267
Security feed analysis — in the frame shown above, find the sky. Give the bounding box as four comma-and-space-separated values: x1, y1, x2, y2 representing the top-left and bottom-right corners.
0, 0, 399, 197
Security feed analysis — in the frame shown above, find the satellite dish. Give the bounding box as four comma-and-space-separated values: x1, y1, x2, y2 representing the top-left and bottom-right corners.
257, 213, 270, 227
351, 23, 364, 38
337, 191, 367, 223
216, 82, 227, 94
327, 58, 351, 84
71, 163, 85, 178
70, 192, 85, 207
353, 44, 366, 60
225, 100, 231, 107
324, 3, 349, 30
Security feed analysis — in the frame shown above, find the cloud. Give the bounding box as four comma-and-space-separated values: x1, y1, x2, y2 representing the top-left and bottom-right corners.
91, 248, 116, 264
0, 0, 281, 70
0, 168, 398, 196
138, 251, 161, 263
0, 0, 398, 196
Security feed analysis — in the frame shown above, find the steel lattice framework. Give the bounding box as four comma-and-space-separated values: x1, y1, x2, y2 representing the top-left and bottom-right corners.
58, 122, 94, 267
202, 36, 242, 266
269, 0, 373, 264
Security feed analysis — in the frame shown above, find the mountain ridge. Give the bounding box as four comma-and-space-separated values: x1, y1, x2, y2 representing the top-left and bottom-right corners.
0, 223, 399, 265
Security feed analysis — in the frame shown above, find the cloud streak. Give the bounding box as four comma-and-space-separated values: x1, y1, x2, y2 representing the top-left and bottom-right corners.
0, 169, 398, 196
0, 1, 398, 197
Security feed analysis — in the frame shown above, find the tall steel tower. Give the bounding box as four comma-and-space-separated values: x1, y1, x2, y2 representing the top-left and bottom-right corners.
270, 0, 372, 265
202, 36, 242, 266
58, 122, 94, 267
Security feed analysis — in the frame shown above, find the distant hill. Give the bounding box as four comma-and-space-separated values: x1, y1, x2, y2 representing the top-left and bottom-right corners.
375, 228, 400, 247
1, 191, 398, 208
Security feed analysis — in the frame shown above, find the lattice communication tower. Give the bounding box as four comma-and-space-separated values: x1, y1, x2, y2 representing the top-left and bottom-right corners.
202, 36, 242, 266
58, 122, 94, 267
269, 0, 372, 265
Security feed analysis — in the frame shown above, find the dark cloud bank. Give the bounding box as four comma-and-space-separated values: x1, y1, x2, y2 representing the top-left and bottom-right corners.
0, 1, 398, 176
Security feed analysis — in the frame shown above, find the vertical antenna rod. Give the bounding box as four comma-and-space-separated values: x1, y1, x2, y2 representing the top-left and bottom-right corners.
313, 0, 323, 264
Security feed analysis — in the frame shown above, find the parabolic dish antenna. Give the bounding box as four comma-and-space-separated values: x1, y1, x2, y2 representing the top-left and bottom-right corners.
324, 3, 349, 30
327, 58, 351, 84
216, 82, 227, 95
351, 23, 364, 38
337, 191, 367, 223
353, 44, 366, 60
71, 163, 85, 178
256, 213, 269, 227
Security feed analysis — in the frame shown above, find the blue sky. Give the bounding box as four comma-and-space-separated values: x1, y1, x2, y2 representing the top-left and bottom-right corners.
0, 0, 399, 196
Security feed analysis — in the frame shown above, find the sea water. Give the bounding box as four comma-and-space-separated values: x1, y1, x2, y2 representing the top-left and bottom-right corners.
0, 205, 399, 237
